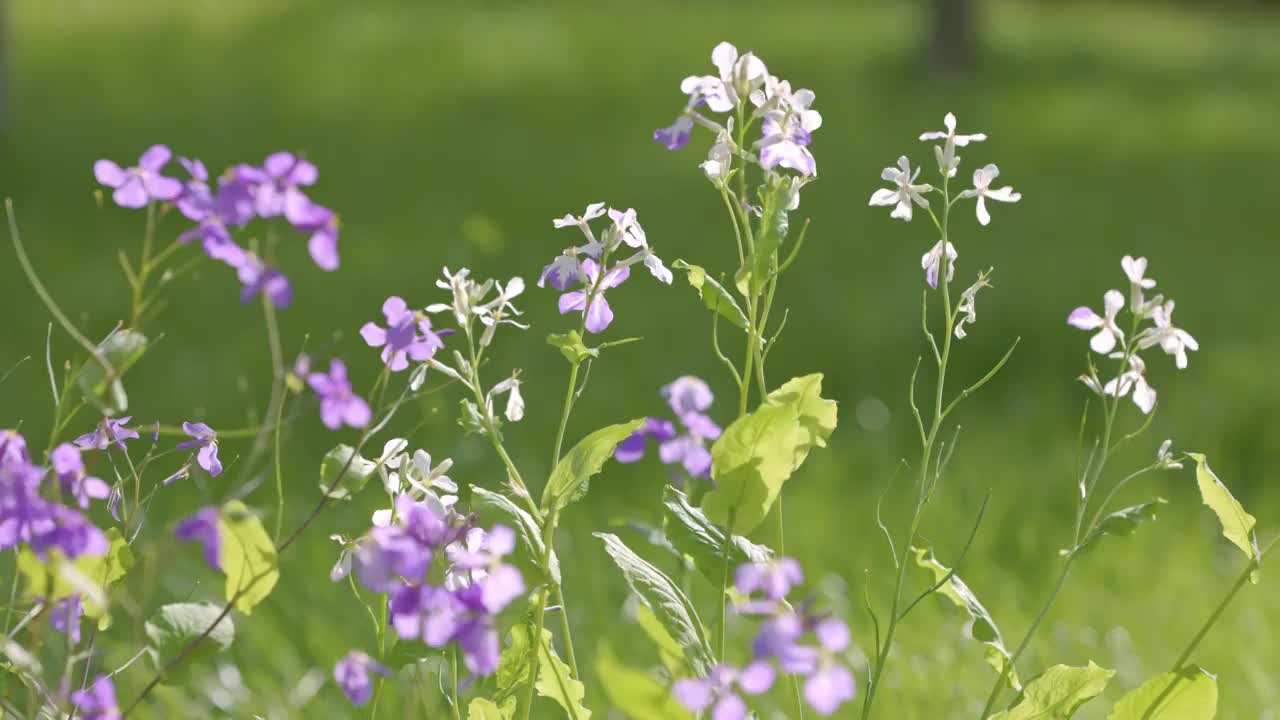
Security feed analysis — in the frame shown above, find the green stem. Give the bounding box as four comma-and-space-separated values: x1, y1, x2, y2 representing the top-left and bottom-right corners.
450, 644, 462, 720
551, 362, 581, 472
717, 508, 737, 659
370, 598, 388, 720
1170, 535, 1277, 671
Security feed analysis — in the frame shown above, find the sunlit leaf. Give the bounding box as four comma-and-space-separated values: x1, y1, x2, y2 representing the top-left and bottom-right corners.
1107, 666, 1218, 720
541, 419, 645, 514
547, 330, 598, 365
662, 486, 772, 584
989, 662, 1114, 720
1076, 498, 1165, 554
144, 602, 234, 684
635, 604, 689, 678
1187, 454, 1259, 577
318, 444, 378, 500
596, 642, 693, 720
468, 697, 517, 720
76, 329, 147, 415
17, 528, 133, 630
219, 501, 278, 614
506, 624, 591, 719
671, 260, 749, 331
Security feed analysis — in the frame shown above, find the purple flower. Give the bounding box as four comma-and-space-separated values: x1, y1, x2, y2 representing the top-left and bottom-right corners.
672, 662, 775, 720
654, 115, 694, 151
49, 594, 84, 645
93, 145, 183, 209
756, 110, 821, 176
238, 152, 318, 224
615, 377, 722, 478
70, 675, 121, 720
749, 604, 858, 717
803, 619, 857, 716
237, 254, 292, 309
446, 527, 525, 613
359, 296, 446, 372
615, 418, 676, 464
0, 429, 30, 466
33, 505, 110, 560
333, 651, 389, 707
176, 422, 223, 477
175, 506, 222, 571
291, 202, 341, 271
736, 557, 803, 601
0, 459, 48, 551
50, 443, 110, 509
387, 584, 507, 675
656, 412, 721, 478
663, 376, 714, 417
558, 259, 629, 334
74, 417, 140, 452
307, 360, 371, 430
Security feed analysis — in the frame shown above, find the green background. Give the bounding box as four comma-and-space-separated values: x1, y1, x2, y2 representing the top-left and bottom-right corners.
1, 0, 1278, 717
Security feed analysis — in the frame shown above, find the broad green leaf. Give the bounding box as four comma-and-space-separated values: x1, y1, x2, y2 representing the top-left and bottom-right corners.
472, 486, 559, 585
144, 602, 234, 683
761, 373, 838, 468
497, 622, 535, 691
541, 419, 645, 514
1076, 499, 1166, 554
76, 328, 147, 414
595, 533, 714, 676
1107, 666, 1218, 720
547, 330, 598, 365
468, 697, 517, 720
318, 444, 378, 500
662, 486, 772, 584
17, 528, 133, 630
989, 662, 1115, 720
671, 260, 750, 331
508, 625, 591, 720
1188, 454, 1259, 575
219, 501, 278, 614
912, 546, 1019, 690
596, 642, 693, 720
635, 604, 689, 678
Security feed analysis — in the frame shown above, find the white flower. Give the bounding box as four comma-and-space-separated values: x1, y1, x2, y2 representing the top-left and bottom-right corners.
328, 534, 355, 582
607, 207, 647, 249
444, 528, 490, 590
552, 202, 607, 229
679, 42, 768, 114
406, 450, 457, 499
919, 112, 986, 178
1156, 439, 1183, 470
1103, 353, 1157, 414
477, 277, 529, 347
642, 250, 673, 285
954, 270, 993, 339
959, 164, 1021, 226
376, 437, 410, 495
750, 76, 818, 120
1137, 300, 1198, 369
778, 174, 811, 211
1121, 255, 1157, 313
1068, 290, 1125, 354
490, 375, 525, 423
869, 156, 933, 221
701, 124, 735, 183
426, 266, 478, 325
921, 240, 958, 289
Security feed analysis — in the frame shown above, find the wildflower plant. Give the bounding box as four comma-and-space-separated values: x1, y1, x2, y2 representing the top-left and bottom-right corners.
0, 37, 1271, 720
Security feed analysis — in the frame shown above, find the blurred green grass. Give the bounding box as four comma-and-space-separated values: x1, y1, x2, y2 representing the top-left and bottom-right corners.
1, 0, 1279, 717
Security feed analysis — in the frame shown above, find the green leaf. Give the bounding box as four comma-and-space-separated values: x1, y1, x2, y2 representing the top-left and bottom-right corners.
1076, 499, 1166, 554
468, 697, 517, 720
702, 374, 837, 534
76, 329, 148, 414
594, 533, 714, 677
1188, 454, 1260, 575
635, 604, 689, 678
508, 625, 591, 720
219, 501, 278, 614
989, 662, 1115, 720
541, 419, 645, 514
547, 330, 598, 365
912, 545, 1019, 690
670, 260, 750, 332
749, 182, 791, 296
17, 528, 133, 630
472, 486, 559, 585
596, 642, 693, 720
144, 602, 234, 683
318, 444, 378, 500
662, 486, 772, 584
497, 622, 535, 691
1107, 666, 1218, 720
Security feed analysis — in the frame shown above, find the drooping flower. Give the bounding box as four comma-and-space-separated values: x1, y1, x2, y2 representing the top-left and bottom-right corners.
50, 443, 110, 508
333, 651, 389, 707
701, 124, 734, 182
237, 254, 292, 308
919, 112, 986, 178
307, 360, 371, 430
954, 270, 993, 339
94, 145, 183, 209
74, 417, 140, 452
291, 202, 341, 271
959, 164, 1021, 226
1103, 353, 1157, 415
489, 375, 525, 422
360, 296, 446, 372
921, 240, 958, 289
1137, 300, 1198, 369
175, 506, 222, 571
70, 675, 122, 720
654, 115, 694, 151
50, 594, 84, 645
672, 662, 776, 720
869, 156, 933, 221
176, 422, 223, 477
558, 259, 629, 334
1068, 290, 1126, 355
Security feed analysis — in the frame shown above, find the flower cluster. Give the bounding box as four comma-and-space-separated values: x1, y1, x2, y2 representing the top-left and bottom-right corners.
673, 557, 856, 717
1070, 255, 1198, 414
657, 42, 823, 178
616, 376, 722, 480
360, 296, 448, 372
95, 146, 342, 309
342, 492, 525, 680
538, 204, 671, 333
0, 429, 109, 560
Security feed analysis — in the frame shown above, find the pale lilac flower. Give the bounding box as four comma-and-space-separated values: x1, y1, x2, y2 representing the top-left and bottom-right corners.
919, 112, 986, 178
446, 526, 525, 612
736, 558, 803, 601
1138, 300, 1198, 369
754, 87, 822, 176
292, 202, 341, 271
71, 675, 121, 720
664, 376, 714, 416
50, 443, 110, 508
1103, 353, 1157, 415
558, 259, 629, 334
50, 594, 84, 645
618, 377, 721, 478
537, 254, 583, 291
360, 296, 446, 372
175, 506, 222, 571
954, 270, 993, 339
654, 115, 694, 150
672, 662, 775, 720
1068, 290, 1125, 355
615, 418, 677, 464
174, 159, 249, 268
750, 608, 857, 716
333, 651, 389, 707
94, 145, 183, 209
237, 255, 292, 308
1121, 255, 1157, 313
701, 124, 734, 182
307, 360, 371, 430
0, 430, 29, 466
74, 417, 140, 452
239, 151, 318, 224
607, 208, 647, 249
869, 157, 933, 221
959, 164, 1021, 226
679, 42, 768, 114
176, 422, 223, 477
921, 240, 958, 289
803, 619, 857, 716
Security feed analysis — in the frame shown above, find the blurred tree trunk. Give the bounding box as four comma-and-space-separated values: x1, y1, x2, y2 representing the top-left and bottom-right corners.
928, 0, 978, 73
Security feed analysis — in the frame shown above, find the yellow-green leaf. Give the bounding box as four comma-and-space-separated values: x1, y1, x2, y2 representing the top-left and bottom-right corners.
989, 662, 1114, 720
16, 528, 133, 630
527, 625, 591, 720
1188, 454, 1259, 575
1107, 666, 1217, 720
671, 260, 749, 331
468, 697, 517, 720
635, 604, 689, 678
596, 642, 693, 720
218, 501, 278, 614
541, 419, 645, 514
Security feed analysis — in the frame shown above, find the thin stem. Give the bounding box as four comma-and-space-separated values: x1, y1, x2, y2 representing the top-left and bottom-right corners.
551, 363, 581, 471
717, 508, 737, 659
450, 645, 462, 720
1170, 535, 1277, 671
